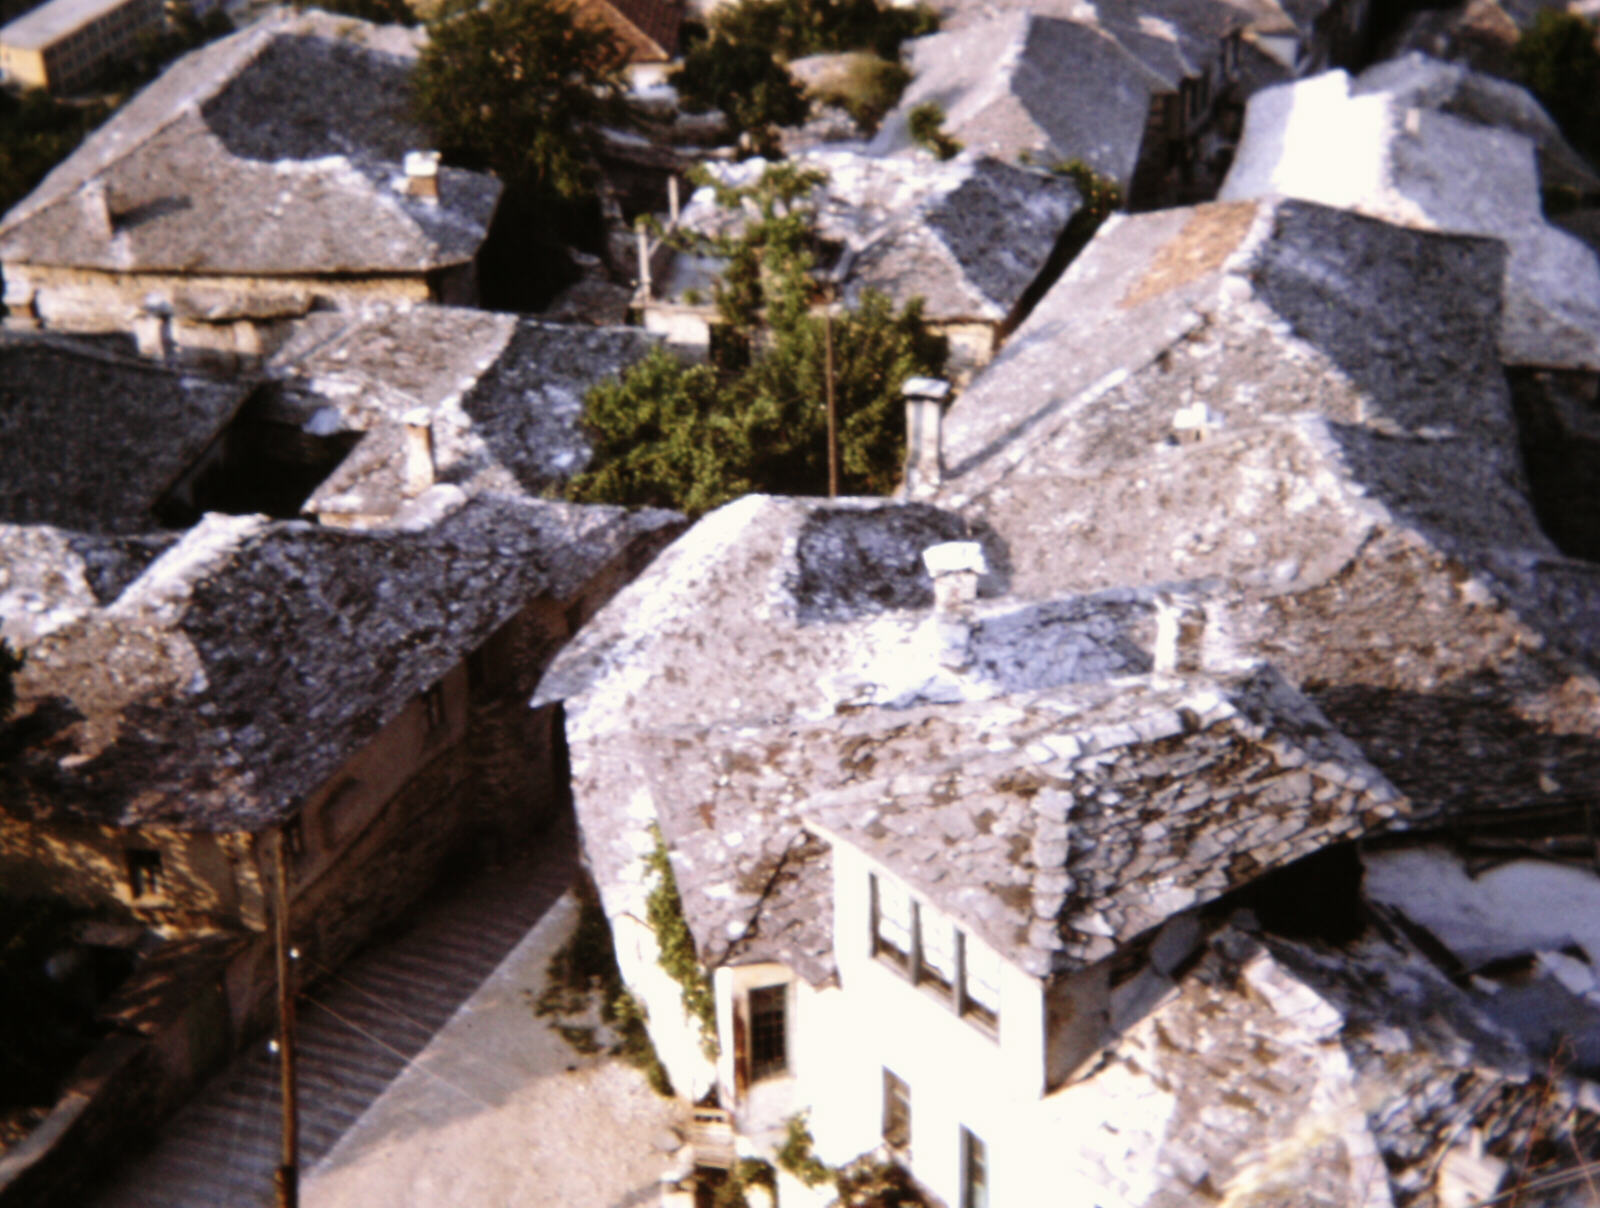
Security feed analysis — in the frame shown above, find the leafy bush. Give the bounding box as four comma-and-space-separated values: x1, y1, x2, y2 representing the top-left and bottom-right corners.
413, 0, 625, 196
907, 101, 960, 159
565, 166, 947, 516
1513, 11, 1600, 166
812, 54, 911, 133
776, 1113, 834, 1186
1050, 158, 1123, 260
300, 0, 417, 24
644, 825, 719, 1057
675, 40, 810, 144
710, 0, 937, 60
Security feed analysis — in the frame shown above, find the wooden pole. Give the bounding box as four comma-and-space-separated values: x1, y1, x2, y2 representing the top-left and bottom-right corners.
824, 305, 839, 499
273, 832, 298, 1208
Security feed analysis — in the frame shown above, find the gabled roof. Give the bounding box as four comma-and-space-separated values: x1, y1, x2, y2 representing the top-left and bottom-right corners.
536, 491, 1402, 982
804, 664, 1399, 975
0, 332, 250, 533
261, 307, 659, 520
0, 496, 682, 831
870, 14, 1168, 192
934, 196, 1600, 823
0, 11, 499, 277
574, 0, 682, 61
1220, 63, 1600, 369
666, 151, 1080, 323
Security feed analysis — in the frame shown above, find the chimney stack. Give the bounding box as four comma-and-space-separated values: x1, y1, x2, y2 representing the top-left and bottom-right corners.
903, 377, 951, 496
1153, 591, 1208, 675
402, 408, 434, 497
923, 541, 987, 669
404, 151, 441, 202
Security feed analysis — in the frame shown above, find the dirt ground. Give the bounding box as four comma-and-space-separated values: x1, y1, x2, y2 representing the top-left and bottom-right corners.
302, 893, 686, 1208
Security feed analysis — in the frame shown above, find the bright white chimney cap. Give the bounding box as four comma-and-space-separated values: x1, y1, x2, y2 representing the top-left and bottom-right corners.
902, 377, 952, 401
922, 541, 987, 577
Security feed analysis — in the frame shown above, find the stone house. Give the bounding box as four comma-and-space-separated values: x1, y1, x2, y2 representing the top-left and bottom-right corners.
258, 306, 660, 528
0, 494, 680, 1022
0, 0, 164, 94
870, 6, 1261, 208
639, 151, 1081, 373
532, 196, 1600, 1204
1220, 54, 1600, 371
0, 12, 500, 365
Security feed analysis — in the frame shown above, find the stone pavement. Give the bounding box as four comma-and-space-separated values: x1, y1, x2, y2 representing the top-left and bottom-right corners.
302, 891, 684, 1208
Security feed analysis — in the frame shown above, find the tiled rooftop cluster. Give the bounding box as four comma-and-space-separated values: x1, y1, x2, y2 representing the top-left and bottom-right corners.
0, 333, 248, 532
1, 496, 680, 830
0, 11, 498, 283
263, 307, 659, 522
663, 151, 1081, 326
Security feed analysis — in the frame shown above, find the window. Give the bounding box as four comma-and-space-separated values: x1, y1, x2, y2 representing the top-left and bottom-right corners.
961, 1127, 988, 1208
882, 1068, 910, 1151
870, 874, 912, 971
748, 983, 788, 1081
423, 684, 447, 733
125, 848, 163, 898
959, 933, 1001, 1034
872, 872, 1000, 1035
916, 905, 956, 998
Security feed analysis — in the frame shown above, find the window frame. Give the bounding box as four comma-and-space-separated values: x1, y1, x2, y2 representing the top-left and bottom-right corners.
125, 848, 163, 899
961, 1126, 988, 1208
882, 1067, 911, 1152
870, 871, 999, 1038
746, 982, 789, 1083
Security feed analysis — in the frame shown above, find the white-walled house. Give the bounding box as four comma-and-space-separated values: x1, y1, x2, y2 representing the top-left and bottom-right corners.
535, 493, 1410, 1205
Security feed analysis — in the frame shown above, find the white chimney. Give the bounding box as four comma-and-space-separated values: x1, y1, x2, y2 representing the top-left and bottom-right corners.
903, 377, 951, 497
923, 541, 987, 669
402, 408, 434, 497
404, 150, 441, 201
1153, 591, 1208, 674
1171, 402, 1220, 444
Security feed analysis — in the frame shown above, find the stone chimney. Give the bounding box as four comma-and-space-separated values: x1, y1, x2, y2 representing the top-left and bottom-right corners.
1153, 591, 1208, 674
1171, 402, 1221, 444
903, 377, 951, 497
402, 408, 434, 497
923, 541, 986, 669
404, 150, 441, 202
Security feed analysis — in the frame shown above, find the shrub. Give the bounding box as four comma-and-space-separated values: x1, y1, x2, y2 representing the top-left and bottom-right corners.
906, 101, 960, 160
813, 54, 911, 133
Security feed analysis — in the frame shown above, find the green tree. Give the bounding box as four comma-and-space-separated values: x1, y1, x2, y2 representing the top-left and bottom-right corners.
412, 0, 625, 198
1513, 11, 1600, 166
301, 0, 417, 25
709, 0, 936, 60
674, 39, 809, 147
565, 166, 947, 515
907, 100, 960, 159
0, 91, 110, 219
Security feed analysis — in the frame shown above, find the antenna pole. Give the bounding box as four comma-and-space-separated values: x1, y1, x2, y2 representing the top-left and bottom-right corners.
273, 831, 299, 1208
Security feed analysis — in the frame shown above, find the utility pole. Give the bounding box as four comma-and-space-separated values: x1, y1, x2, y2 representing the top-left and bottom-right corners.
824, 301, 839, 498
273, 831, 298, 1208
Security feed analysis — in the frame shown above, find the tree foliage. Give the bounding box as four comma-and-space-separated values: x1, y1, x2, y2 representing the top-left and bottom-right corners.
565, 166, 947, 516
674, 39, 809, 145
0, 92, 109, 219
412, 0, 625, 197
1051, 157, 1123, 260
300, 0, 417, 25
1512, 11, 1600, 166
907, 101, 960, 159
708, 0, 937, 60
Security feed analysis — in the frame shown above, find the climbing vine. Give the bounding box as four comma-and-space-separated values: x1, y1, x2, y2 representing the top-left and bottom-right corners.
646, 825, 720, 1057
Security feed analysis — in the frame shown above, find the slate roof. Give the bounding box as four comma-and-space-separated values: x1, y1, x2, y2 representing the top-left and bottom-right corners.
0, 495, 682, 830
934, 196, 1600, 824
870, 14, 1168, 192
537, 493, 1401, 982
664, 152, 1080, 324
0, 11, 499, 277
261, 307, 659, 519
1219, 63, 1600, 369
0, 332, 249, 533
